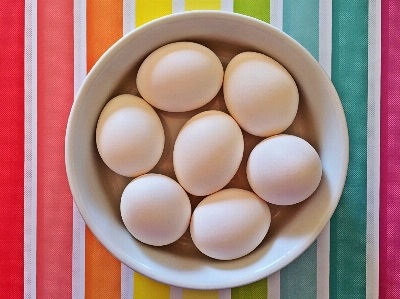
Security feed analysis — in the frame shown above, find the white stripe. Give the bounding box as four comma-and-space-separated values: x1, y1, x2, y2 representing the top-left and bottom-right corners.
24, 1, 37, 298
74, 0, 87, 95
318, 0, 332, 76
172, 0, 185, 13
366, 0, 381, 298
266, 1, 283, 298
121, 3, 136, 298
170, 286, 183, 299
267, 271, 280, 299
316, 223, 330, 299
219, 5, 233, 298
123, 0, 136, 34
121, 264, 134, 299
218, 288, 231, 299
316, 1, 332, 298
270, 0, 283, 30
220, 0, 234, 12
72, 1, 87, 298
170, 6, 186, 299
72, 205, 86, 299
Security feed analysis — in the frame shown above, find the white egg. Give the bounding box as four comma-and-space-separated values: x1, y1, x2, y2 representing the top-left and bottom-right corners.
247, 134, 322, 205
190, 188, 271, 260
120, 173, 191, 246
96, 94, 164, 177
223, 52, 299, 137
137, 42, 224, 112
173, 110, 244, 196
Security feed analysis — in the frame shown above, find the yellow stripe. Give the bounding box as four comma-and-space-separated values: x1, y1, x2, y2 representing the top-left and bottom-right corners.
183, 4, 219, 299
133, 3, 172, 298
134, 272, 170, 299
185, 0, 221, 10
182, 289, 219, 299
135, 0, 172, 27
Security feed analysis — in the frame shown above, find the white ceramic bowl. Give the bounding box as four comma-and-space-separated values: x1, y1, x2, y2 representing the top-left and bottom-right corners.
65, 11, 349, 289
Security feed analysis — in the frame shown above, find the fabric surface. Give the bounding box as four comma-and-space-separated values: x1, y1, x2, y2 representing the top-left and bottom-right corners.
0, 0, 393, 298
380, 0, 400, 297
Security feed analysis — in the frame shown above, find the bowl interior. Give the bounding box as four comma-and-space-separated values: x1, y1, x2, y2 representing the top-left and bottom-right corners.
66, 11, 348, 290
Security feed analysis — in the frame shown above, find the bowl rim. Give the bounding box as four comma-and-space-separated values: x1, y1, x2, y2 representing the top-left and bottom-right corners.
66, 10, 349, 289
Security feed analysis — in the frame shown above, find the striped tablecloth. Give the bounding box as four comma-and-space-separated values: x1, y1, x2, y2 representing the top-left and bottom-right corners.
1, 0, 397, 298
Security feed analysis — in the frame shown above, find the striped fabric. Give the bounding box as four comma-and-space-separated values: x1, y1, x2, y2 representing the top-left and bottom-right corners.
0, 0, 393, 298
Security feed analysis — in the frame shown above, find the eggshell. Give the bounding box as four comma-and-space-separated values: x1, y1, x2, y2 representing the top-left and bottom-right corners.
173, 110, 244, 196
247, 134, 322, 205
223, 52, 299, 137
96, 94, 164, 177
190, 188, 271, 260
137, 42, 224, 112
120, 173, 191, 246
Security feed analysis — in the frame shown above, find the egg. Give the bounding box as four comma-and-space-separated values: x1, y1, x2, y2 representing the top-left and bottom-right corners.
190, 188, 271, 260
223, 52, 299, 137
120, 173, 191, 246
173, 110, 244, 196
247, 134, 322, 205
137, 41, 224, 112
96, 94, 164, 177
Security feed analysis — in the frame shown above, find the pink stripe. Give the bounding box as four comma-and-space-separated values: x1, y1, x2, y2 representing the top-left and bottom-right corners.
37, 0, 74, 297
380, 0, 400, 297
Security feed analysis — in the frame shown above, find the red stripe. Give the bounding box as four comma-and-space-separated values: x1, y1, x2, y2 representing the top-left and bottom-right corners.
380, 0, 400, 297
0, 1, 25, 297
36, 0, 74, 297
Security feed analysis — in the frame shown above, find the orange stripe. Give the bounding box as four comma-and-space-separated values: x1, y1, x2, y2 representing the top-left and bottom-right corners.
86, 0, 123, 298
87, 0, 123, 72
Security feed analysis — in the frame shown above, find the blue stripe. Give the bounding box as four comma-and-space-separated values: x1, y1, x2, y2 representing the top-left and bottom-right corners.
330, 0, 368, 297
280, 0, 319, 297
280, 242, 318, 298
282, 0, 319, 59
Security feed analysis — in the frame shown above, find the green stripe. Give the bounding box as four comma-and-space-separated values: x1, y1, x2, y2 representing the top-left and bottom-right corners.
330, 0, 368, 298
280, 0, 319, 297
231, 278, 268, 299
231, 2, 270, 297
233, 0, 270, 23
